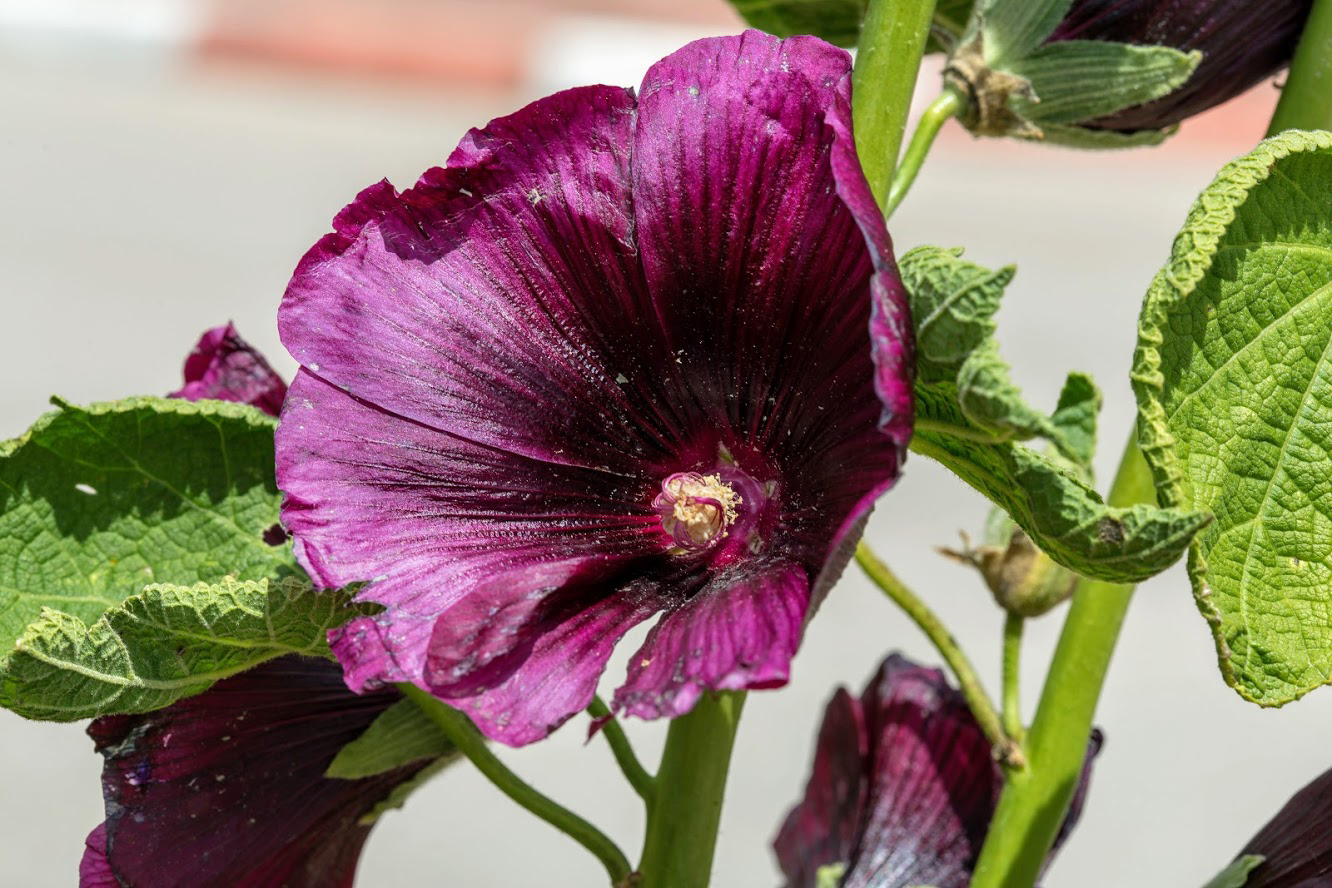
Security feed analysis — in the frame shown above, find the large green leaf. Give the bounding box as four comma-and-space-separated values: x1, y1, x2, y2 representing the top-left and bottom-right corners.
2, 577, 360, 719
0, 397, 296, 712
1134, 130, 1332, 706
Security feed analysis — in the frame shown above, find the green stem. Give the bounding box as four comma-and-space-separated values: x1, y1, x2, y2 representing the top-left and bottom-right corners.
969, 436, 1154, 888
886, 89, 962, 216
1001, 612, 1025, 741
588, 695, 656, 806
852, 0, 939, 209
1268, 0, 1332, 135
856, 543, 1022, 768
400, 684, 632, 886
637, 692, 745, 888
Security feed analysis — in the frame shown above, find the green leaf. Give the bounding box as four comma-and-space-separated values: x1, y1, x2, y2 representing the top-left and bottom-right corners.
327, 698, 456, 779
728, 0, 866, 47
1009, 41, 1200, 126
815, 864, 847, 888
976, 0, 1073, 64
914, 386, 1210, 583
1134, 130, 1332, 706
2, 577, 362, 720
1201, 855, 1266, 888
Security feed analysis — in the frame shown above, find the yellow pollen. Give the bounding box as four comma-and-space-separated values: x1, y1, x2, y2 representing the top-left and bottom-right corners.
662, 473, 740, 547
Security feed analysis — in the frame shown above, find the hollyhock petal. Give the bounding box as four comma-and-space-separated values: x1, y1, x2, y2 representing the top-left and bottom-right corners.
79, 825, 117, 888
1230, 765, 1332, 887
170, 323, 288, 416
613, 561, 809, 719
774, 689, 870, 887
86, 657, 431, 888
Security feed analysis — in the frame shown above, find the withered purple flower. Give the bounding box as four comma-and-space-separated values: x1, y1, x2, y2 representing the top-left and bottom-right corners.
775, 654, 1100, 888
169, 322, 288, 416
1050, 0, 1314, 131
275, 31, 915, 747
79, 658, 432, 888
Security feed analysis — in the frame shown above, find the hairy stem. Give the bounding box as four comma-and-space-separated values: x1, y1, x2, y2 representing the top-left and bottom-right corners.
856, 543, 1023, 768
1001, 612, 1025, 741
887, 89, 963, 216
969, 437, 1152, 887
852, 0, 939, 209
1268, 0, 1332, 134
637, 692, 745, 888
400, 685, 632, 885
588, 695, 656, 806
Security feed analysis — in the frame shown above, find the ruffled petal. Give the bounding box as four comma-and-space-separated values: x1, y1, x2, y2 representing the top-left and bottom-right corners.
612, 560, 809, 719
78, 825, 117, 888
1233, 765, 1332, 887
170, 323, 288, 416
774, 689, 870, 887
86, 657, 433, 888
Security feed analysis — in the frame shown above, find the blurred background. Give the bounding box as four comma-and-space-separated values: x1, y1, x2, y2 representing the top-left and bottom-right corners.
2, 1, 1328, 886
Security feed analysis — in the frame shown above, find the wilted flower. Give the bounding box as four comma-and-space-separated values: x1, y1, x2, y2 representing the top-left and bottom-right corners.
274, 31, 914, 747
80, 657, 440, 888
169, 322, 287, 416
775, 654, 1100, 888
1049, 0, 1314, 131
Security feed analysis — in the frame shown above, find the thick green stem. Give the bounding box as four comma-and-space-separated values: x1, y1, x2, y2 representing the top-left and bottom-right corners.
886, 89, 962, 216
400, 685, 631, 886
856, 543, 1022, 768
852, 0, 939, 209
1268, 0, 1332, 135
969, 436, 1154, 888
588, 695, 656, 806
1001, 612, 1025, 742
637, 692, 745, 888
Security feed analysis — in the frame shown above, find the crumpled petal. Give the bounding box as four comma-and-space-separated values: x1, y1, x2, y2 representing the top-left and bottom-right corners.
775, 654, 1101, 888
1227, 765, 1332, 887
81, 657, 432, 888
170, 322, 288, 416
276, 31, 913, 746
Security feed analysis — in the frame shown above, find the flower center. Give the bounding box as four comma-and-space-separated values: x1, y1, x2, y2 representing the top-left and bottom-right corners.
653, 472, 741, 550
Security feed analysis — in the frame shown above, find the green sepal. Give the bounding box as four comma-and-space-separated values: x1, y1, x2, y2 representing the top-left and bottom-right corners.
1009, 41, 1200, 126
0, 397, 292, 682
1032, 122, 1175, 150
1201, 855, 1266, 888
1134, 130, 1332, 706
914, 386, 1210, 583
327, 698, 457, 779
1, 577, 366, 720
973, 0, 1074, 65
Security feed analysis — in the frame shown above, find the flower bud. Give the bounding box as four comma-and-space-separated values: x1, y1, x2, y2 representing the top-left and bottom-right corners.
940, 511, 1077, 618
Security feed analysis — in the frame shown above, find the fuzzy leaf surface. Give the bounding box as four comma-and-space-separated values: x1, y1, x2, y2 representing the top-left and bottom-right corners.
3, 577, 358, 719
1134, 130, 1332, 706
1010, 40, 1200, 126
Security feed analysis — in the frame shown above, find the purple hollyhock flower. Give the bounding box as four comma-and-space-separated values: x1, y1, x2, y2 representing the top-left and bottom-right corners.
275, 31, 914, 747
169, 322, 288, 416
1049, 0, 1314, 131
1215, 765, 1332, 887
775, 654, 1101, 888
79, 657, 438, 888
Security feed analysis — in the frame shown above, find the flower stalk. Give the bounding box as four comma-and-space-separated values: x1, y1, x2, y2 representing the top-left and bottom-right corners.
886, 89, 962, 216
588, 696, 656, 806
400, 685, 632, 886
1001, 612, 1025, 742
1268, 0, 1332, 134
855, 543, 1023, 768
638, 692, 745, 888
852, 0, 940, 209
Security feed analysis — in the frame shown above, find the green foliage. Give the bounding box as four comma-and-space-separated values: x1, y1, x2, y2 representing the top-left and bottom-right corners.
2, 577, 361, 720
1134, 130, 1332, 706
327, 698, 457, 780
1201, 855, 1265, 888
973, 0, 1072, 64
904, 246, 1209, 583
1010, 41, 1199, 126
725, 0, 972, 51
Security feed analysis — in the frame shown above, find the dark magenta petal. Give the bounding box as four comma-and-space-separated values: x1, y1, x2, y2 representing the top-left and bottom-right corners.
170, 323, 288, 416
84, 657, 430, 888
775, 654, 1100, 888
276, 31, 912, 746
774, 689, 869, 887
1231, 765, 1332, 887
1049, 0, 1314, 131
613, 560, 809, 719
79, 825, 117, 888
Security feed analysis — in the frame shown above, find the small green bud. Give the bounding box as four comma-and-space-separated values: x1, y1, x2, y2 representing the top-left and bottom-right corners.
941, 516, 1077, 618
